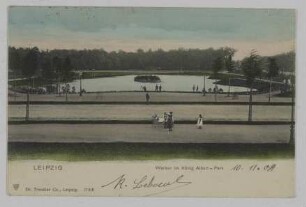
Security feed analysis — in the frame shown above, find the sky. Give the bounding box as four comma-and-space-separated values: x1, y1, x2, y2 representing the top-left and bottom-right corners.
8, 7, 295, 59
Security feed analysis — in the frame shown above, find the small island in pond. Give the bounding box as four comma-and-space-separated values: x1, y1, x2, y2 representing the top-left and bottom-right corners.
134, 75, 161, 83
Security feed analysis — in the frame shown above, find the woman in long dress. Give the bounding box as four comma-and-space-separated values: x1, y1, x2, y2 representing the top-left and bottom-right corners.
166, 112, 174, 133
197, 114, 203, 129
163, 112, 168, 128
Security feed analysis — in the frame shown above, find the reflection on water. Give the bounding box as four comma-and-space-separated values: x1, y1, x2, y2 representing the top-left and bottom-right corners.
68, 75, 250, 92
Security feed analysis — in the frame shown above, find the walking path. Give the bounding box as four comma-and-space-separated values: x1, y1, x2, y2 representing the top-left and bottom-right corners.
8, 124, 290, 143
8, 91, 291, 103
8, 104, 291, 121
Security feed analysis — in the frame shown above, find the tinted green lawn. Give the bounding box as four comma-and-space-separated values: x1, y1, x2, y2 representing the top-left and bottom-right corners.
8, 142, 294, 161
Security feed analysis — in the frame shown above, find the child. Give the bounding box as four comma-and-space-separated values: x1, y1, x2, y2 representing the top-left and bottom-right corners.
197, 114, 203, 129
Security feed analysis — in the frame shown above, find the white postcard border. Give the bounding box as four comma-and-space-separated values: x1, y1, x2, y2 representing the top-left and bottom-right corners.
1, 0, 306, 207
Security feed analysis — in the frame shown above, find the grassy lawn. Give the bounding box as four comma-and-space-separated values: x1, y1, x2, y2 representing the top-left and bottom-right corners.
8, 142, 294, 161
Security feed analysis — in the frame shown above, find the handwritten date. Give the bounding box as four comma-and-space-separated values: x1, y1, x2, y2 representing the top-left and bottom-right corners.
231, 164, 277, 172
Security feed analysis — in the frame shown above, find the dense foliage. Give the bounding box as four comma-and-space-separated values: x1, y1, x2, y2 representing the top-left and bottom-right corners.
8, 46, 295, 84
134, 75, 161, 83
9, 47, 236, 77
241, 50, 263, 87
267, 58, 280, 79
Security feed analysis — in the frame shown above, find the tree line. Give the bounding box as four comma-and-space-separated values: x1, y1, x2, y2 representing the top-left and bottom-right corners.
7, 47, 238, 77
8, 46, 294, 83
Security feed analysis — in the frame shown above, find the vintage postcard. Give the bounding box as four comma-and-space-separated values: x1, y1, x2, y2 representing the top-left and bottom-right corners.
6, 6, 296, 197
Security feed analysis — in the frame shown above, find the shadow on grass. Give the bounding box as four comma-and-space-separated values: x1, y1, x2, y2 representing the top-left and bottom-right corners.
8, 142, 294, 161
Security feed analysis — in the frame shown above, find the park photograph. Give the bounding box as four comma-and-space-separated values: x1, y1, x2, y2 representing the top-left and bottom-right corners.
6, 6, 296, 197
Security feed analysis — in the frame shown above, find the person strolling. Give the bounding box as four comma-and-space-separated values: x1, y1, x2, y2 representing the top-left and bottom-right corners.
196, 114, 203, 129
145, 92, 150, 104
167, 112, 174, 133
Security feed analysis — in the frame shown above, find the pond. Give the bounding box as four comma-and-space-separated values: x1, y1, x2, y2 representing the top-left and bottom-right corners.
67, 75, 251, 92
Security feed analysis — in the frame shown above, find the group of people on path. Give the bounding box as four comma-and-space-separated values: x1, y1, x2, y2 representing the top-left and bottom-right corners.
193, 84, 207, 95
192, 85, 199, 92
152, 112, 204, 132
142, 84, 223, 94
141, 84, 163, 92
192, 84, 224, 94
151, 112, 174, 133
155, 84, 162, 92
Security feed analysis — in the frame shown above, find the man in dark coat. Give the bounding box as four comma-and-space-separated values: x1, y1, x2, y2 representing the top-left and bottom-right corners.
145, 93, 150, 104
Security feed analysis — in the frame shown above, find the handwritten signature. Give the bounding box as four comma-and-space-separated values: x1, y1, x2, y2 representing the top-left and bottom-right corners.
101, 174, 192, 196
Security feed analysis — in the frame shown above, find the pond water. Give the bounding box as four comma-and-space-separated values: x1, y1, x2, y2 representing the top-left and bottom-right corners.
67, 75, 250, 92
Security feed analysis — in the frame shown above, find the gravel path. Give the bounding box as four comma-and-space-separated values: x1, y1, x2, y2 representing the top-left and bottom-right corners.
8, 92, 291, 103
8, 124, 290, 143
8, 104, 291, 121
